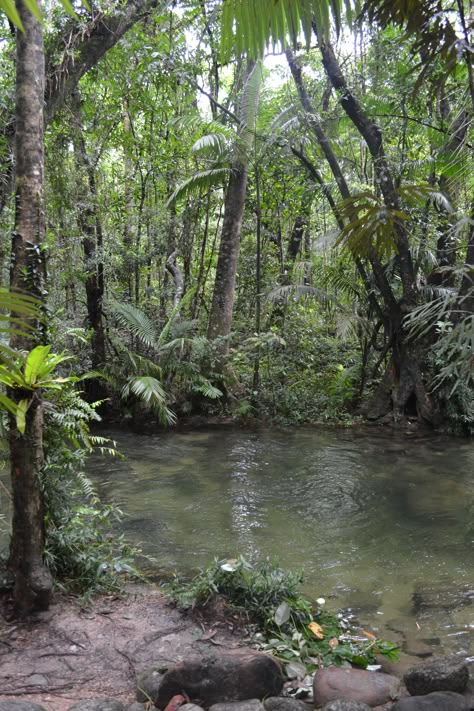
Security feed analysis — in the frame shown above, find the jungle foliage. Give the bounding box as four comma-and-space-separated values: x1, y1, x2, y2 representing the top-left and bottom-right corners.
0, 0, 473, 612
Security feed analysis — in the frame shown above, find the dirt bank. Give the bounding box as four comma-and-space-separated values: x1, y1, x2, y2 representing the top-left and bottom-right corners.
0, 585, 244, 711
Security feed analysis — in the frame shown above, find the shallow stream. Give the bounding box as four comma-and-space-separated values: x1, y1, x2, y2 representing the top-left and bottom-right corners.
86, 426, 474, 660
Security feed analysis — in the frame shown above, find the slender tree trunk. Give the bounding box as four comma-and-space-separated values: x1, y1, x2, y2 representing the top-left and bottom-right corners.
166, 250, 184, 311
207, 61, 260, 351
459, 200, 474, 315
287, 50, 389, 321
191, 190, 211, 319
207, 163, 249, 344
123, 104, 134, 300
252, 165, 262, 399
9, 0, 53, 615
71, 94, 106, 379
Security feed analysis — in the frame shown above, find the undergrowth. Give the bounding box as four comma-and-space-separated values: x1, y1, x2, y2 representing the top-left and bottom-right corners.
167, 555, 399, 673
42, 384, 144, 599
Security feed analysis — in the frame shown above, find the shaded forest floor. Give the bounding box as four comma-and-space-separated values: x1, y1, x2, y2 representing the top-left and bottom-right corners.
0, 585, 244, 711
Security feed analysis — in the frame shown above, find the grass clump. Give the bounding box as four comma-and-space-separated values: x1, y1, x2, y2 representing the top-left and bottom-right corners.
168, 555, 399, 673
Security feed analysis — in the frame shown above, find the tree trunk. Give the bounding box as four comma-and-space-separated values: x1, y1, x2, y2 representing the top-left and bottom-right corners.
319, 41, 439, 425
207, 162, 249, 345
207, 60, 260, 350
9, 0, 53, 615
0, 0, 162, 224
166, 250, 184, 311
71, 94, 106, 382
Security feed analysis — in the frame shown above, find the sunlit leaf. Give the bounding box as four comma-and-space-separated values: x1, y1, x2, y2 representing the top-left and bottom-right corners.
15, 398, 29, 434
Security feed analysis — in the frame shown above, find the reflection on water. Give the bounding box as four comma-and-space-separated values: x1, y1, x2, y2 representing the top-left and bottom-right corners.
85, 427, 474, 658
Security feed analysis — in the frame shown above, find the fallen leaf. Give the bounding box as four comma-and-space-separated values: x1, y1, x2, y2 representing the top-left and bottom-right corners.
308, 621, 324, 639
286, 660, 307, 680
329, 637, 339, 648
201, 629, 217, 640
274, 601, 291, 626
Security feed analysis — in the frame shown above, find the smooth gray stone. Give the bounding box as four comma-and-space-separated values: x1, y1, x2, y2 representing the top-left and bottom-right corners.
404, 657, 469, 696
0, 703, 47, 711
264, 698, 309, 711
391, 691, 469, 711
68, 700, 125, 711
136, 667, 163, 704
209, 702, 264, 711
321, 701, 372, 711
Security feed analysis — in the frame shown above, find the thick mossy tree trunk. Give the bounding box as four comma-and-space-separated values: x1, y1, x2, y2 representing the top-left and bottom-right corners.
9, 0, 53, 614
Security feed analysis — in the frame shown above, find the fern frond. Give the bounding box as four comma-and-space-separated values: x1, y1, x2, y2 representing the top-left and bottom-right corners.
192, 378, 223, 400
239, 61, 263, 146
220, 0, 349, 61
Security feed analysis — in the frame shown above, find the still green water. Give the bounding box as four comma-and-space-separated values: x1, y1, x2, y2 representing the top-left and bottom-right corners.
87, 426, 474, 659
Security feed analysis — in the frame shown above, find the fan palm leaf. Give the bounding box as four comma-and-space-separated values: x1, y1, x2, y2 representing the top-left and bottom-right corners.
121, 376, 176, 425
110, 301, 157, 349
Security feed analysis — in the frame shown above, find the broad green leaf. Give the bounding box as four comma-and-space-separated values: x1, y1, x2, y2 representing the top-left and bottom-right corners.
0, 0, 23, 30
0, 393, 19, 418
24, 345, 51, 386
15, 398, 29, 434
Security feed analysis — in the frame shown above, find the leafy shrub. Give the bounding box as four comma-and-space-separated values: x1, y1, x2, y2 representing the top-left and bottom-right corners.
167, 556, 399, 671
42, 383, 143, 598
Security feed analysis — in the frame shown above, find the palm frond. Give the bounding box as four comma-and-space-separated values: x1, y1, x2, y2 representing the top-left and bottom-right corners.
431, 315, 474, 393
192, 133, 230, 160
266, 284, 334, 305
337, 192, 408, 259
405, 292, 457, 340
220, 0, 353, 61
270, 106, 299, 134
157, 287, 197, 348
121, 376, 176, 425
109, 301, 157, 349
192, 379, 223, 400
166, 168, 231, 207
170, 318, 199, 339
239, 61, 263, 136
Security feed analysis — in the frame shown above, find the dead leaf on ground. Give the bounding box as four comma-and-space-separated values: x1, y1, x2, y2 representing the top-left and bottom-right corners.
308, 621, 324, 639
